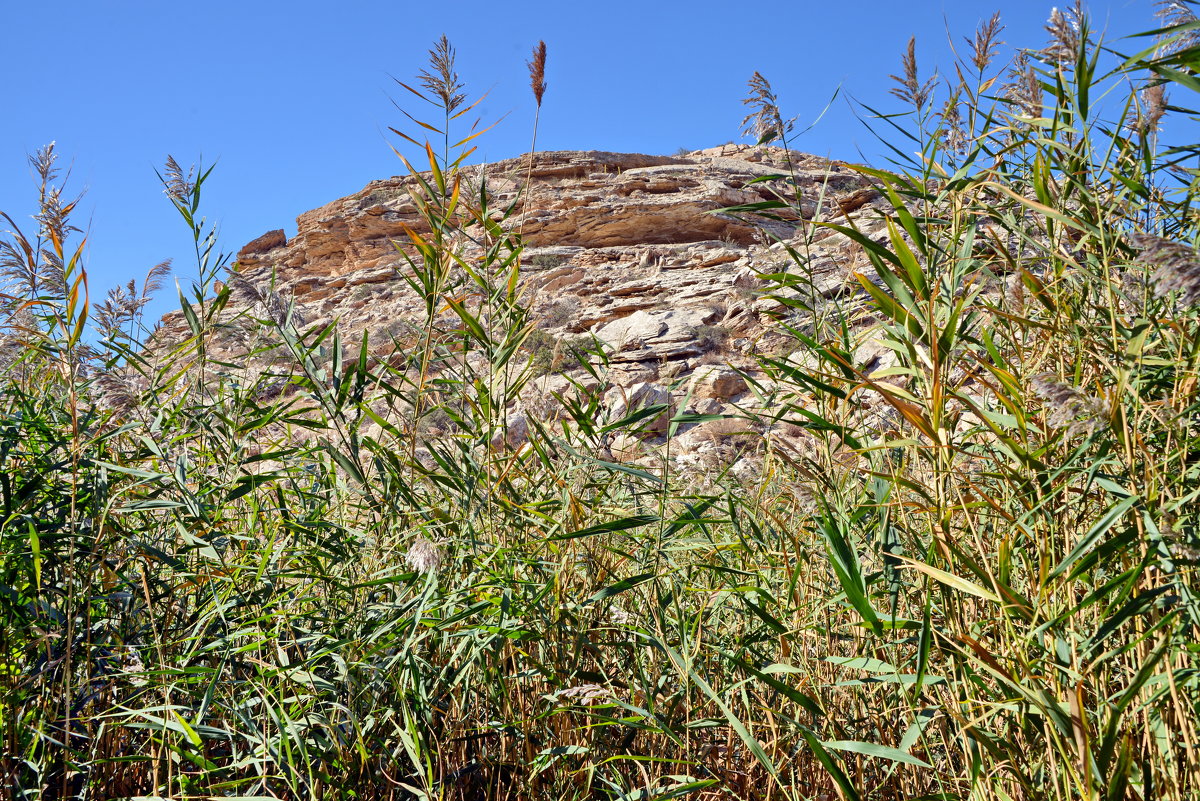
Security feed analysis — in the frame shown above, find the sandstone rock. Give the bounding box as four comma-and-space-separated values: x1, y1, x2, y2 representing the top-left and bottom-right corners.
680, 416, 763, 448
688, 365, 747, 402
163, 147, 877, 368
731, 268, 762, 289
834, 188, 882, 216
691, 397, 725, 416
607, 433, 644, 462
593, 308, 719, 363
152, 145, 893, 469
853, 340, 897, 376
606, 381, 673, 434
238, 229, 287, 261
490, 413, 529, 450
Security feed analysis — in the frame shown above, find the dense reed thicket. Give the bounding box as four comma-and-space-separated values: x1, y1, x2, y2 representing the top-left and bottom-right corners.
2, 6, 1199, 800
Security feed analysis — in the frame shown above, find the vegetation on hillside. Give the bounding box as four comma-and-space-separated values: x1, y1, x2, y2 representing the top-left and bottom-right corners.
2, 5, 1199, 799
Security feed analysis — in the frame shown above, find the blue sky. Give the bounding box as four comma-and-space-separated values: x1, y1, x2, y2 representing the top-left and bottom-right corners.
0, 0, 1170, 326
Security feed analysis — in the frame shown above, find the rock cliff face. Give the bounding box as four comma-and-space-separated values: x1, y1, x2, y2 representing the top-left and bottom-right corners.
157, 144, 893, 471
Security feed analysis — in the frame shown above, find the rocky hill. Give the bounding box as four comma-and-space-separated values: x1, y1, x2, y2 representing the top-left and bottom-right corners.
155, 144, 894, 472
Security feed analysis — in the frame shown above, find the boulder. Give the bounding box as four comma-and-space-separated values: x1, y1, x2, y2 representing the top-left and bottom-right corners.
606, 381, 673, 434
689, 365, 747, 402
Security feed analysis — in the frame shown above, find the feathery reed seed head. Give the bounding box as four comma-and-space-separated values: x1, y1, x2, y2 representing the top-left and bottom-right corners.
93, 260, 172, 339
0, 307, 36, 371
1132, 233, 1200, 307
890, 37, 938, 114
607, 605, 637, 626
1032, 373, 1107, 437
740, 72, 793, 145
1003, 53, 1043, 121
527, 41, 547, 107
92, 370, 148, 417
229, 273, 305, 329
1132, 83, 1169, 136
30, 141, 60, 186
939, 88, 967, 154
1042, 2, 1085, 66
1164, 521, 1200, 563
162, 155, 195, 201
419, 35, 466, 114
1003, 274, 1029, 312
1155, 1, 1200, 54
968, 12, 1005, 71
1, 143, 79, 302
556, 683, 612, 704
405, 536, 445, 573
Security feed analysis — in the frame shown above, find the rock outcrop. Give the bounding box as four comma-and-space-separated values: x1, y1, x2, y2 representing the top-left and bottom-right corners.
155, 144, 895, 473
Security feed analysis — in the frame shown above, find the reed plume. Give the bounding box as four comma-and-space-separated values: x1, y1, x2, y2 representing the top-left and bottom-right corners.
1, 143, 80, 305
92, 259, 172, 341
418, 35, 466, 114
1155, 1, 1200, 55
1157, 0, 1200, 26
528, 40, 547, 108
1032, 373, 1108, 437
939, 88, 967, 154
0, 307, 36, 372
162, 155, 195, 201
91, 369, 147, 418
1041, 1, 1085, 67
1132, 82, 1169, 136
1132, 233, 1200, 308
405, 536, 445, 573
967, 12, 1005, 71
1003, 52, 1043, 120
740, 71, 792, 144
889, 37, 938, 114
228, 272, 305, 329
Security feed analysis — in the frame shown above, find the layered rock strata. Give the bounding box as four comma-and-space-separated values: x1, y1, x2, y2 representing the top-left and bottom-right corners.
156, 145, 897, 472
